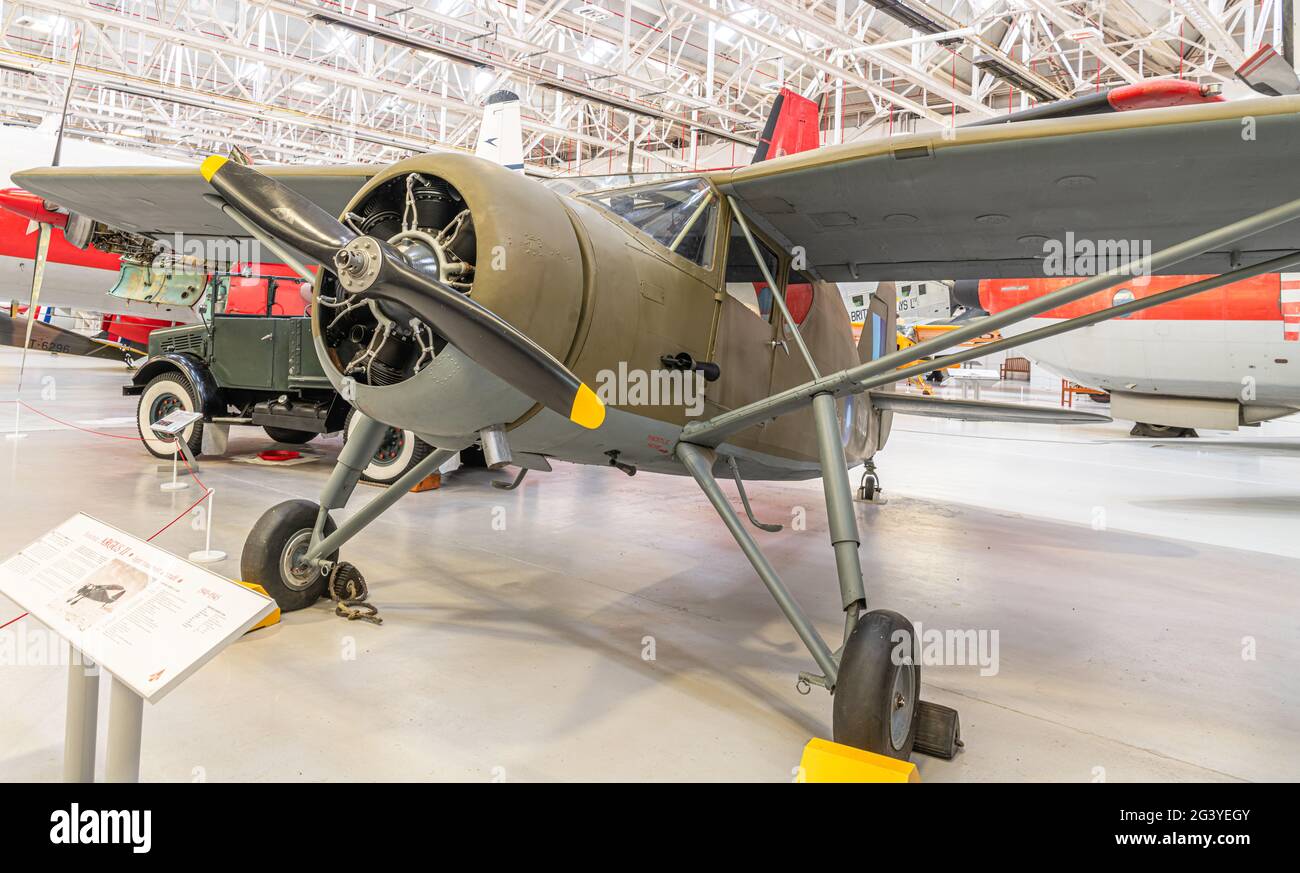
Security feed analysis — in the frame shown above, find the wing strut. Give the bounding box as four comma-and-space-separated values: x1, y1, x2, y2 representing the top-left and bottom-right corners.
864, 248, 1300, 399
728, 195, 820, 378
682, 194, 1300, 448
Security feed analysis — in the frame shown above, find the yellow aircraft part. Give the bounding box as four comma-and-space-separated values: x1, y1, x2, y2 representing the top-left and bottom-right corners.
798, 738, 920, 783
200, 154, 228, 182
895, 332, 947, 372
569, 383, 606, 430
235, 581, 281, 632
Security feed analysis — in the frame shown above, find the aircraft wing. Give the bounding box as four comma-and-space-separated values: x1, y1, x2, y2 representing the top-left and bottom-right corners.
709, 95, 1300, 281
11, 164, 376, 240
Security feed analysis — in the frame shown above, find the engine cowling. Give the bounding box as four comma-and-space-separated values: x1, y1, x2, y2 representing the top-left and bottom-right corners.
311, 154, 586, 443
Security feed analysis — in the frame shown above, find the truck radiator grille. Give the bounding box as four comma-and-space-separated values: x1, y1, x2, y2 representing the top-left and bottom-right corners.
159, 333, 205, 355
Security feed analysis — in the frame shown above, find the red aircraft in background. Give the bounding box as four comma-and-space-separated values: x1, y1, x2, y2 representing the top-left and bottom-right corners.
0, 180, 308, 357
980, 274, 1300, 436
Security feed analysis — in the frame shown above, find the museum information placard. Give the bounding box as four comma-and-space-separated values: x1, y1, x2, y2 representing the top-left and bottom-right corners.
0, 513, 274, 701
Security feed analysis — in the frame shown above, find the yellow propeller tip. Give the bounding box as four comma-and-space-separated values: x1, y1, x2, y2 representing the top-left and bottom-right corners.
569, 384, 605, 430
199, 155, 228, 182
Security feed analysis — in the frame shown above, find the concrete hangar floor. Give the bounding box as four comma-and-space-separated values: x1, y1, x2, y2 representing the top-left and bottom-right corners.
1, 346, 1297, 782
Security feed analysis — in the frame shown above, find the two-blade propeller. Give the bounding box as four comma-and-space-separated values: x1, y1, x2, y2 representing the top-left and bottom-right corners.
200, 156, 603, 430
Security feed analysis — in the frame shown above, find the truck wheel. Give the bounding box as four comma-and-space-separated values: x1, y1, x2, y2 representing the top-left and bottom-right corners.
263, 426, 316, 445
136, 372, 205, 460
344, 409, 431, 485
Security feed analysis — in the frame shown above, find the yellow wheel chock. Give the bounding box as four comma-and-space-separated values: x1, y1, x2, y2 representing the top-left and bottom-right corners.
797, 738, 920, 783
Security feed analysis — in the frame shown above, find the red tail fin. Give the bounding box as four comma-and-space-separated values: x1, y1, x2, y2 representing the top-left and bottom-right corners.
752, 87, 820, 163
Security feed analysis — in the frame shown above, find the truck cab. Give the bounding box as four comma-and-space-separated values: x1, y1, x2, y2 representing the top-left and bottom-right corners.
126, 272, 434, 485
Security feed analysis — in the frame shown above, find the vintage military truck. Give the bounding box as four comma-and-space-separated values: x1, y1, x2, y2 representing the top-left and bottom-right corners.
124, 272, 434, 484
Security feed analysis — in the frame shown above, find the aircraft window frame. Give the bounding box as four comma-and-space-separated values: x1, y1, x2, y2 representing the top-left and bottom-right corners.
723, 215, 782, 322
580, 178, 719, 269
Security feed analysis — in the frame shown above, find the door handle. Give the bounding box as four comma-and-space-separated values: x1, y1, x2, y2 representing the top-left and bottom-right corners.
768, 338, 789, 355
261, 333, 273, 341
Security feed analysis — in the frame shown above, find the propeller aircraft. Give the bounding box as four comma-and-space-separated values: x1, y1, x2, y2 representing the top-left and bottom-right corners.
16, 93, 1300, 762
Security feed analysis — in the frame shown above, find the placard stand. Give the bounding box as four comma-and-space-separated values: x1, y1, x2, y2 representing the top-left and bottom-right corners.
63, 649, 98, 782
62, 648, 146, 783
106, 675, 144, 783
3, 515, 275, 784
151, 410, 204, 492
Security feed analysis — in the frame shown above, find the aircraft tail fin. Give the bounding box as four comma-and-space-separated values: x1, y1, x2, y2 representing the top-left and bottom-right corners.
476, 90, 524, 173
752, 87, 820, 163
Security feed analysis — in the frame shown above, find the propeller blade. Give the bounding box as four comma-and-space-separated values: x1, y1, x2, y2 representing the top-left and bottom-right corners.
201, 157, 605, 430
200, 155, 355, 264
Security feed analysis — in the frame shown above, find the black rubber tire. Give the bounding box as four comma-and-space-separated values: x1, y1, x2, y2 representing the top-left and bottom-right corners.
263, 426, 316, 444
240, 499, 338, 612
833, 609, 921, 760
858, 474, 879, 501
344, 408, 432, 485
136, 371, 205, 460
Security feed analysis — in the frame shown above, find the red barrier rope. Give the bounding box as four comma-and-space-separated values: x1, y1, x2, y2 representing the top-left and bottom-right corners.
2, 400, 210, 630
17, 399, 139, 440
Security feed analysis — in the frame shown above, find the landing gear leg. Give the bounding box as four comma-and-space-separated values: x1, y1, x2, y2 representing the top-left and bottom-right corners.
677, 393, 935, 761
809, 393, 921, 758
240, 413, 456, 611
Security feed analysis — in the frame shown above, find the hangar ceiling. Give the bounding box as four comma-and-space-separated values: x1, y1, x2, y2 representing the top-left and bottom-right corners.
0, 0, 1290, 173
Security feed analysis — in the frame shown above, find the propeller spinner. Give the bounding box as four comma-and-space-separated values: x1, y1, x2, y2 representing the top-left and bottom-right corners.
200, 155, 604, 430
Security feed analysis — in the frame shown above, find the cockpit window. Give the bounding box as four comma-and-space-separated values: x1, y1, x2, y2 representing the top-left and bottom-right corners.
582, 178, 717, 268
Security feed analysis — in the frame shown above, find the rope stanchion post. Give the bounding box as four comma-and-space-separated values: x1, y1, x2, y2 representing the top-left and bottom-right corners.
188, 488, 226, 564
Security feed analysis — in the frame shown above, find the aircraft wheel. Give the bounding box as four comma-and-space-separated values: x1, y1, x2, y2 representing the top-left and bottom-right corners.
344, 409, 431, 485
136, 372, 204, 460
857, 471, 880, 502
241, 499, 338, 611
832, 609, 920, 760
263, 426, 316, 444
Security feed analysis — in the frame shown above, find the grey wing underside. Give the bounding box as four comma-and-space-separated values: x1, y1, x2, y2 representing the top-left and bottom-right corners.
12, 164, 376, 240
710, 94, 1300, 281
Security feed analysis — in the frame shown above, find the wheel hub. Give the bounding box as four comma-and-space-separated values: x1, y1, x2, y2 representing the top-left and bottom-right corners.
279, 529, 321, 591
371, 427, 405, 466
890, 663, 916, 750
150, 393, 183, 441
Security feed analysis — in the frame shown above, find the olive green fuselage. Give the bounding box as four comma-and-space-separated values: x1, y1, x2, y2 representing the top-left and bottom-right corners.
311, 154, 892, 479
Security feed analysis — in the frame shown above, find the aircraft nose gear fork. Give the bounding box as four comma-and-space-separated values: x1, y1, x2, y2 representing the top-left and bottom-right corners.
240, 412, 459, 613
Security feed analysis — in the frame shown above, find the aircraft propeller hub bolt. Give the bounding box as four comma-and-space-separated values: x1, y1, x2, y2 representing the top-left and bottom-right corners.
336, 248, 367, 275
